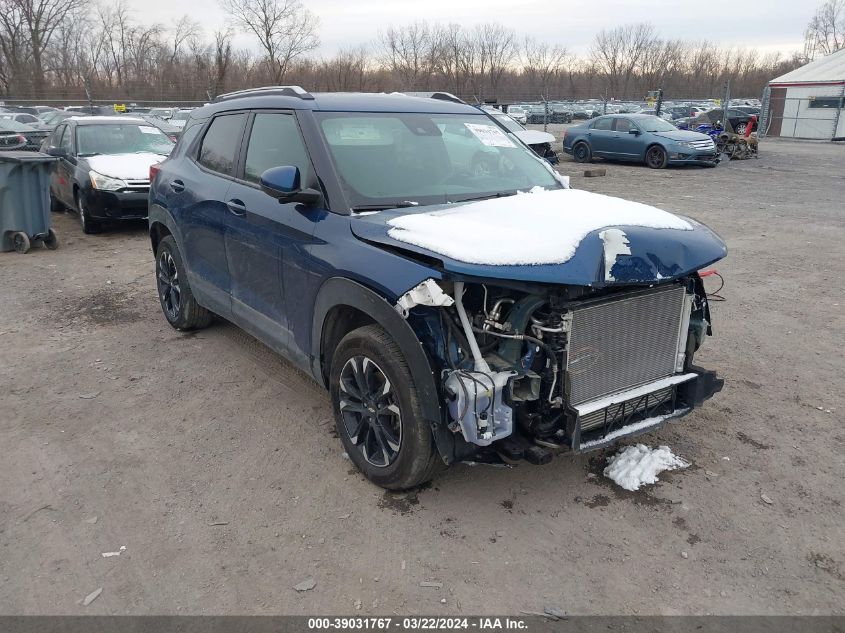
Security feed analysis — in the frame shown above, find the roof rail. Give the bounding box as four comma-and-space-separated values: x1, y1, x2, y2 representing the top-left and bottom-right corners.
400, 91, 466, 105
213, 85, 315, 103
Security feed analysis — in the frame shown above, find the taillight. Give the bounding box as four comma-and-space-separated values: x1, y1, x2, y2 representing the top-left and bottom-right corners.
16, 134, 27, 144
149, 162, 162, 183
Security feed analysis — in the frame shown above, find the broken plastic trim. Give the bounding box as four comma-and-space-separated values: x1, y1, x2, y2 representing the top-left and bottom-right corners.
394, 278, 454, 318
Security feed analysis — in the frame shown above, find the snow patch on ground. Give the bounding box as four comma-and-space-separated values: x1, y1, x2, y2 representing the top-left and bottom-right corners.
603, 444, 689, 491
386, 188, 691, 266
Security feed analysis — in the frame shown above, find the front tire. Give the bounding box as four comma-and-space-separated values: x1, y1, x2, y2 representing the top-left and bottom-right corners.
76, 192, 101, 234
645, 145, 668, 169
155, 235, 213, 331
330, 324, 441, 490
573, 142, 592, 163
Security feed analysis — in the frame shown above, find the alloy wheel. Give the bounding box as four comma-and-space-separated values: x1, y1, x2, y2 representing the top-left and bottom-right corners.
646, 146, 665, 168
338, 356, 402, 467
157, 250, 181, 320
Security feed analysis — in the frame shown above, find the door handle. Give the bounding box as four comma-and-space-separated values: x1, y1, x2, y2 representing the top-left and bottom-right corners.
170, 179, 185, 193
226, 199, 246, 216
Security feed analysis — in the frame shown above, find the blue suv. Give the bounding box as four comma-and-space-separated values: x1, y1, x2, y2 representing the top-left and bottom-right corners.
149, 87, 726, 489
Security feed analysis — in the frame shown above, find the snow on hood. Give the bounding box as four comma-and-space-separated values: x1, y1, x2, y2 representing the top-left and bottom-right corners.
386, 188, 692, 266
86, 152, 168, 180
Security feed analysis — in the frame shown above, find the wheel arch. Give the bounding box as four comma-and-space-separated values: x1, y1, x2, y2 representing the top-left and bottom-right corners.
644, 142, 667, 160
311, 277, 455, 465
148, 203, 183, 255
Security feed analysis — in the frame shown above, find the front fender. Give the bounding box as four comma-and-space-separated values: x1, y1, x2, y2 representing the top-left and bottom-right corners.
311, 277, 457, 465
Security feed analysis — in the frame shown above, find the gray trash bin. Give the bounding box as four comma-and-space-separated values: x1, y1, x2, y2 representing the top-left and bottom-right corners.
0, 150, 59, 253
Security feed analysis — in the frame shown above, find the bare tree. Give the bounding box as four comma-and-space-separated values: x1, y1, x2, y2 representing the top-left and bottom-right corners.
0, 2, 30, 94
474, 22, 516, 99
378, 22, 438, 89
521, 36, 568, 96
168, 15, 201, 66
321, 46, 369, 91
591, 23, 657, 98
806, 0, 845, 57
220, 0, 318, 83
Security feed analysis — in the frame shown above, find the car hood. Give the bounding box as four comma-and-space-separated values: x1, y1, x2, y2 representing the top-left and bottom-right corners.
350, 188, 726, 286
86, 152, 169, 180
513, 129, 555, 145
651, 130, 713, 142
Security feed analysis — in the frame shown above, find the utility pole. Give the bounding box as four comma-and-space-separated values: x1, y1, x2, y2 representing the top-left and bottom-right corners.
544, 98, 549, 132
84, 77, 93, 110
654, 87, 664, 116
722, 79, 731, 131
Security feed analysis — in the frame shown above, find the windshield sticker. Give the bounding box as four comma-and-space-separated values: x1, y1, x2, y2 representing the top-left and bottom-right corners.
339, 125, 383, 142
464, 123, 515, 148
139, 126, 160, 134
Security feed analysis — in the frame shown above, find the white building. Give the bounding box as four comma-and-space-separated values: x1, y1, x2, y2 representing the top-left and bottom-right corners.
761, 48, 845, 140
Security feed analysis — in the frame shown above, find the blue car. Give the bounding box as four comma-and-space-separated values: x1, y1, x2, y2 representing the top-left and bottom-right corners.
563, 114, 718, 168
149, 87, 726, 489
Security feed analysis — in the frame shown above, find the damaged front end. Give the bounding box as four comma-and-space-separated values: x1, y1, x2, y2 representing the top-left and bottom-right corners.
396, 275, 723, 466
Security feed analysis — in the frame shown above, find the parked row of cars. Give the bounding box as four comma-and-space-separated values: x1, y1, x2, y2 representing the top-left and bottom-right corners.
0, 104, 194, 151
500, 98, 761, 129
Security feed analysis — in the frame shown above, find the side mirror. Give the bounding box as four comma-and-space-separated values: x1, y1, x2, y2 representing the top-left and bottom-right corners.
259, 165, 321, 205
46, 146, 67, 158
628, 129, 641, 135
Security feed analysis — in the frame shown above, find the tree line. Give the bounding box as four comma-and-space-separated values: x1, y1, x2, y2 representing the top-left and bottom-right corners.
0, 0, 819, 104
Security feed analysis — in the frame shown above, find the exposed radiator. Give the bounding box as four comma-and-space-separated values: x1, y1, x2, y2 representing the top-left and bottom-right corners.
566, 285, 688, 406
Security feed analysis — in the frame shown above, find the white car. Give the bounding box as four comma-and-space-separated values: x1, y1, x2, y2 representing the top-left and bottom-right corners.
507, 106, 528, 125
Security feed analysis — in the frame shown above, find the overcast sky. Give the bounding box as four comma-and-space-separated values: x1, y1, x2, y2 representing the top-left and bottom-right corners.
140, 0, 811, 57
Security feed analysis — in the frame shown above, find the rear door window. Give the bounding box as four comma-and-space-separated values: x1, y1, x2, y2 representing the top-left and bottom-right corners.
197, 113, 247, 176
592, 118, 613, 131
242, 112, 311, 184
614, 118, 634, 133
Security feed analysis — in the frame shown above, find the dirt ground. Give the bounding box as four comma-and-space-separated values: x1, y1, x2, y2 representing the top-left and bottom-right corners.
1, 138, 843, 616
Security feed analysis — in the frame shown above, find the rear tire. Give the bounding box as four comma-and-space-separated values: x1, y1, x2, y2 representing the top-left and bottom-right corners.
50, 195, 64, 213
573, 142, 592, 163
330, 324, 442, 490
155, 235, 213, 331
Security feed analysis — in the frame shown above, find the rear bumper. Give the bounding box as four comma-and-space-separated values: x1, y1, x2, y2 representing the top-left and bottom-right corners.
83, 188, 149, 220
570, 368, 723, 453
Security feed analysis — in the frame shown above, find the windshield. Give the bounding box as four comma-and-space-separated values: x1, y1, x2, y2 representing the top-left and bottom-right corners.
638, 116, 677, 132
492, 114, 523, 133
316, 112, 560, 209
0, 119, 34, 132
76, 123, 174, 156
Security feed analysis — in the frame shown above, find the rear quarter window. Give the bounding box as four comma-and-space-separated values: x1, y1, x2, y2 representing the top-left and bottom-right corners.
197, 113, 247, 176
